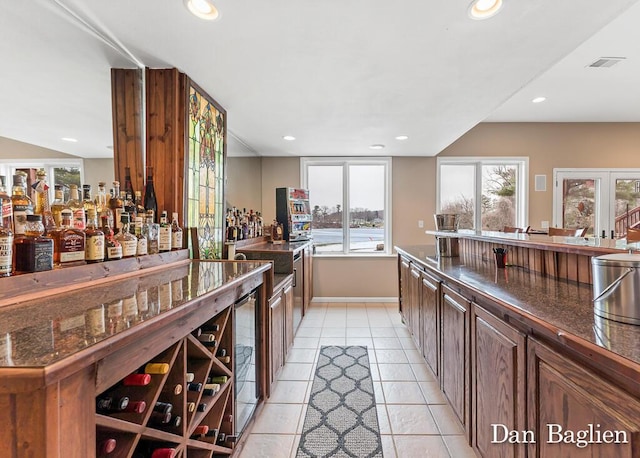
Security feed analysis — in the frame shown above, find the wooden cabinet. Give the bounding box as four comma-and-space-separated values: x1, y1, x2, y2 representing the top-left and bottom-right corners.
284, 282, 294, 354
527, 338, 640, 458
420, 271, 439, 380
399, 257, 411, 323
303, 245, 313, 314
408, 265, 422, 350
472, 304, 526, 458
268, 276, 294, 387
440, 285, 471, 439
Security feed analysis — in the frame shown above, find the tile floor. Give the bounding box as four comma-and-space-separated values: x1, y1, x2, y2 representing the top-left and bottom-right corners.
238, 302, 476, 458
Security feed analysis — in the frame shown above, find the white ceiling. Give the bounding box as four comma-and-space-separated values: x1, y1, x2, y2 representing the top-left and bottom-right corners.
1, 0, 639, 159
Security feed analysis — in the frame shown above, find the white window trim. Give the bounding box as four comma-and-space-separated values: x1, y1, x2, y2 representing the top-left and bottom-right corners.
0, 158, 85, 199
301, 157, 392, 256
436, 156, 529, 230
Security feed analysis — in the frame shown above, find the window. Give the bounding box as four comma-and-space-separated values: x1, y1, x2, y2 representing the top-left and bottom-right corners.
0, 159, 84, 201
302, 157, 392, 255
437, 157, 528, 231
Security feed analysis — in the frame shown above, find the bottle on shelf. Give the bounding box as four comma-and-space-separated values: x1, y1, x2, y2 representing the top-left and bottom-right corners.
32, 169, 56, 234
123, 400, 147, 414
144, 362, 170, 375
95, 181, 114, 229
146, 210, 160, 255
115, 213, 137, 258
96, 438, 117, 455
153, 401, 173, 415
13, 214, 53, 273
96, 395, 129, 413
124, 192, 136, 223
0, 175, 13, 232
134, 190, 145, 218
186, 372, 195, 383
51, 213, 86, 266
123, 373, 151, 386
101, 214, 123, 261
170, 212, 182, 250
208, 375, 228, 385
0, 201, 13, 277
186, 382, 202, 392
51, 184, 69, 229
11, 172, 33, 236
158, 211, 171, 252
84, 208, 105, 264
143, 166, 158, 223
82, 184, 96, 227
109, 181, 124, 233
134, 216, 148, 256
123, 166, 135, 199
67, 184, 86, 231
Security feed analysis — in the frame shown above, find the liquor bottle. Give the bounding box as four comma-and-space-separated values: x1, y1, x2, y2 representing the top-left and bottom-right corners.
52, 213, 86, 266
84, 208, 105, 263
170, 212, 182, 250
82, 185, 96, 226
123, 166, 135, 199
0, 207, 13, 277
0, 175, 13, 232
13, 214, 54, 273
158, 211, 171, 252
32, 169, 56, 234
109, 181, 124, 233
11, 173, 33, 236
51, 184, 69, 229
146, 211, 159, 254
101, 215, 123, 261
124, 192, 136, 224
143, 167, 158, 223
95, 181, 114, 229
67, 184, 86, 231
134, 191, 145, 218
115, 214, 137, 258
134, 217, 148, 256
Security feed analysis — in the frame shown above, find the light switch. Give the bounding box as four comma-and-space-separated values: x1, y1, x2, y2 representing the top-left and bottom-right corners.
418, 220, 424, 228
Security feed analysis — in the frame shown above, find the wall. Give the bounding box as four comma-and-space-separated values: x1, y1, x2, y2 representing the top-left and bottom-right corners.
439, 122, 640, 230
0, 136, 76, 159
260, 157, 300, 224
226, 157, 262, 211
84, 158, 115, 192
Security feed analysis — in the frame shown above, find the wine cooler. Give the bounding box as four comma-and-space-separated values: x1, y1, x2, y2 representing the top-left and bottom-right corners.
276, 188, 312, 242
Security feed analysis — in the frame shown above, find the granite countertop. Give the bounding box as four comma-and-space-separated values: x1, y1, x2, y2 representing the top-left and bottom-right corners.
0, 260, 270, 368
396, 245, 640, 367
425, 229, 640, 255
238, 240, 312, 253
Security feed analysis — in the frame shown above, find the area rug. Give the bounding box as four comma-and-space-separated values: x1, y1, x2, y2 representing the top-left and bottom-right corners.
296, 346, 383, 458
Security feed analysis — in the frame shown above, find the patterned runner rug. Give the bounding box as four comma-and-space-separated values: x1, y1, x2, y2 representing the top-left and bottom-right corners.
296, 346, 383, 458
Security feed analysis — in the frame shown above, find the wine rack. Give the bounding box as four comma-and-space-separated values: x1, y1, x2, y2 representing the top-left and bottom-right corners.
95, 307, 235, 458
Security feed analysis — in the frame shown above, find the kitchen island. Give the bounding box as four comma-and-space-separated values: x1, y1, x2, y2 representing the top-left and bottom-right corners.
396, 244, 640, 458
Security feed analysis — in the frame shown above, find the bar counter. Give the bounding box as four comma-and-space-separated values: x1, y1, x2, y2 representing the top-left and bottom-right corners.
397, 245, 640, 366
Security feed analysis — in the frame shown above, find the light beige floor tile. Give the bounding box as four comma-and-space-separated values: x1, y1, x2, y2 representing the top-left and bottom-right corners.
323, 320, 347, 328
321, 327, 346, 337
346, 327, 372, 337
280, 363, 314, 381
367, 349, 377, 363
346, 337, 374, 347
382, 381, 427, 404
430, 404, 465, 435
394, 326, 411, 338
297, 404, 309, 433
369, 363, 381, 381
238, 433, 296, 458
404, 348, 426, 364
411, 363, 437, 382
418, 381, 448, 405
373, 381, 385, 403
286, 348, 318, 363
295, 327, 322, 338
442, 435, 476, 457
373, 337, 403, 349
376, 404, 392, 434
393, 435, 451, 457
289, 435, 302, 458
375, 349, 409, 364
386, 404, 440, 435
318, 337, 346, 346
251, 403, 303, 434
298, 318, 324, 328
387, 313, 404, 326
378, 364, 416, 381
346, 319, 373, 328
292, 337, 319, 349
370, 327, 397, 337
399, 337, 418, 351
381, 435, 397, 458
268, 380, 309, 404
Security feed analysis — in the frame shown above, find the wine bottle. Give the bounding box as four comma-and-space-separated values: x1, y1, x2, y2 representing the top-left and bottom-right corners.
153, 401, 173, 414
148, 411, 172, 425
190, 425, 209, 438
186, 372, 195, 383
123, 400, 146, 414
216, 348, 227, 357
96, 396, 129, 413
197, 333, 216, 342
196, 403, 207, 412
144, 363, 170, 374
97, 438, 117, 455
143, 167, 158, 223
187, 402, 196, 413
123, 373, 151, 386
186, 382, 202, 392
208, 375, 228, 385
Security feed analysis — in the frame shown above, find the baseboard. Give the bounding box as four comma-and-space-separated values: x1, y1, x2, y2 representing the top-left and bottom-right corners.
311, 297, 399, 303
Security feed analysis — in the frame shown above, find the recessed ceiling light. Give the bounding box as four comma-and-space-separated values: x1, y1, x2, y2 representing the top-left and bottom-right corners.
395, 135, 409, 141
184, 0, 220, 21
61, 137, 78, 142
532, 97, 547, 104
468, 0, 503, 20
283, 135, 296, 141
369, 144, 385, 150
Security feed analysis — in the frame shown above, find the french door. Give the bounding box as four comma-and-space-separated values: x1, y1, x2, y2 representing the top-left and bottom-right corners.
554, 169, 640, 237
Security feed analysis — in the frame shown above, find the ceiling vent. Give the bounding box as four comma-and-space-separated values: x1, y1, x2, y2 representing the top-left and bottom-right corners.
588, 57, 626, 68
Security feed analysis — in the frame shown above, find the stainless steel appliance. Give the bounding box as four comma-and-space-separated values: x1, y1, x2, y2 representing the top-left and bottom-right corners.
234, 290, 260, 437
292, 252, 303, 331
592, 253, 640, 325
434, 213, 459, 232
276, 188, 312, 242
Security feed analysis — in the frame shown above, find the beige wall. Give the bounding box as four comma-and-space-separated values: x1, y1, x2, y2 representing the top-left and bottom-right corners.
84, 158, 115, 192
0, 136, 76, 159
226, 157, 262, 211
260, 157, 300, 224
440, 122, 640, 229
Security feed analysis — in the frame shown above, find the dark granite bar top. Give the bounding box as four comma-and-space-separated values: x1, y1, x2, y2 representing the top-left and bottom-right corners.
0, 260, 270, 368
238, 240, 312, 254
396, 245, 640, 367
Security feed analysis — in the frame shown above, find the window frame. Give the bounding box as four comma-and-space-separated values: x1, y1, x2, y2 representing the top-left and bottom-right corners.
436, 156, 528, 230
301, 156, 392, 256
0, 159, 85, 199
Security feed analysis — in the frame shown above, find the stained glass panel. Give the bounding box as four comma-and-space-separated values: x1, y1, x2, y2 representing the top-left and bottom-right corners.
186, 84, 225, 259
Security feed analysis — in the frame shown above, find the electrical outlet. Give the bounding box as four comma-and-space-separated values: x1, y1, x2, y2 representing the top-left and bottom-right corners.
418, 220, 424, 228
541, 221, 549, 229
